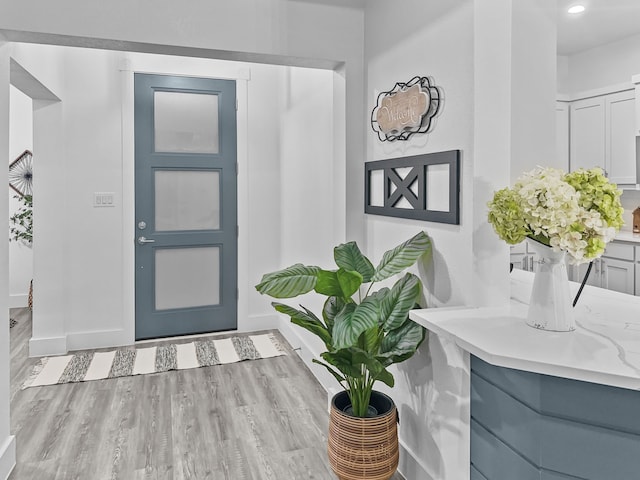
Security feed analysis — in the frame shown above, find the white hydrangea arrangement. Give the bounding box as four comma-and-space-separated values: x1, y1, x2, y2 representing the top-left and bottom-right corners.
487, 167, 624, 264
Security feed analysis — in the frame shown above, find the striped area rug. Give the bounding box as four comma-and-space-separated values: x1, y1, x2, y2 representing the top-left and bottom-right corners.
23, 333, 286, 389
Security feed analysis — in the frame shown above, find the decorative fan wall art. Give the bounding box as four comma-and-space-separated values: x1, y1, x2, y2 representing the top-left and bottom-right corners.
9, 150, 33, 197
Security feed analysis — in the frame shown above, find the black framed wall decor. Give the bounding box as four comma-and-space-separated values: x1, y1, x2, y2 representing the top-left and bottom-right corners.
365, 150, 460, 225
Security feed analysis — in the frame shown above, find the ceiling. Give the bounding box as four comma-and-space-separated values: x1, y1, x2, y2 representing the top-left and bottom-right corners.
557, 0, 640, 55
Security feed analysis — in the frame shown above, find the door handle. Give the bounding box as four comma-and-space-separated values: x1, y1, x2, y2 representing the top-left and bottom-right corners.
137, 236, 155, 245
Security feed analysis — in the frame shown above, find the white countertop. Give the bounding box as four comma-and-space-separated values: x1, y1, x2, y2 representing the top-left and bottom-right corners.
410, 269, 640, 390
615, 230, 640, 244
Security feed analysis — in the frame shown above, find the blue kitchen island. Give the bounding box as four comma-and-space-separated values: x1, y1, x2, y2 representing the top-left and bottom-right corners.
410, 269, 640, 480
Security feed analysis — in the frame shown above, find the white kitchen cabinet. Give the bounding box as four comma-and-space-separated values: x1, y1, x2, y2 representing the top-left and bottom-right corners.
510, 242, 539, 273
571, 258, 634, 294
636, 246, 640, 296
568, 90, 636, 185
515, 239, 640, 296
605, 90, 636, 185
634, 79, 640, 135
573, 241, 635, 295
570, 96, 605, 172
601, 257, 635, 295
571, 261, 600, 288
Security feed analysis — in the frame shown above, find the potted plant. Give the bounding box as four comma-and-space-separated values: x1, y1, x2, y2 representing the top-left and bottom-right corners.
255, 231, 431, 480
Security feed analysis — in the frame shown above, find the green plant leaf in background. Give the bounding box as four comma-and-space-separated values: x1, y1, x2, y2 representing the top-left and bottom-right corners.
9, 194, 33, 244
332, 297, 379, 349
320, 349, 363, 379
334, 241, 375, 283
255, 264, 320, 298
271, 302, 332, 346
314, 269, 362, 299
358, 326, 381, 354
312, 358, 346, 384
380, 273, 421, 331
378, 320, 426, 367
323, 296, 345, 334
372, 231, 431, 282
368, 287, 390, 326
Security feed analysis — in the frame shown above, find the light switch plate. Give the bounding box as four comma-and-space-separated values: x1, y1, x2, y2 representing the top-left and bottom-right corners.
94, 192, 115, 207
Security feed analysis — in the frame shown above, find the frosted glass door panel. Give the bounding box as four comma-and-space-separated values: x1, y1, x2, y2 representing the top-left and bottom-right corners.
155, 170, 220, 231
154, 91, 219, 153
155, 247, 220, 310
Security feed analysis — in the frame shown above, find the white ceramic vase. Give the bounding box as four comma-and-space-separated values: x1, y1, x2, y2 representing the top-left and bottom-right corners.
525, 239, 575, 332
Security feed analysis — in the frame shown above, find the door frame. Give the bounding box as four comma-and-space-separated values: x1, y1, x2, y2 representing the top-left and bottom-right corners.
120, 58, 251, 344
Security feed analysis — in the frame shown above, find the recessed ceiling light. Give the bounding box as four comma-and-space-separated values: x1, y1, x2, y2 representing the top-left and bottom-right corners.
567, 5, 586, 14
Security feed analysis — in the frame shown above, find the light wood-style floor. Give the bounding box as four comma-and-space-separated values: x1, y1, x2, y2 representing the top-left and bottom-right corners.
8, 309, 405, 480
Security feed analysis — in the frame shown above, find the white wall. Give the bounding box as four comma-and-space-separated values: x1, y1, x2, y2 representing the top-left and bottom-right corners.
366, 0, 475, 310
8, 86, 33, 307
363, 1, 559, 478
510, 0, 557, 180
0, 0, 365, 362
0, 0, 365, 243
9, 44, 69, 356
9, 43, 339, 356
557, 55, 570, 94
0, 39, 17, 480
560, 32, 640, 94
274, 66, 343, 385
365, 1, 475, 478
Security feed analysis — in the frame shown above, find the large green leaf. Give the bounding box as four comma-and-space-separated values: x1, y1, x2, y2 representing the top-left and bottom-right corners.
369, 288, 390, 326
272, 302, 332, 346
323, 296, 345, 334
334, 242, 375, 283
372, 231, 431, 282
378, 320, 426, 367
380, 273, 421, 331
337, 269, 363, 298
349, 348, 394, 388
255, 264, 320, 298
314, 269, 362, 299
312, 359, 345, 384
332, 297, 379, 349
320, 350, 364, 380
358, 326, 381, 354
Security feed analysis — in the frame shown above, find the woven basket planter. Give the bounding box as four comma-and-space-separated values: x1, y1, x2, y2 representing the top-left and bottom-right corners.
328, 390, 399, 480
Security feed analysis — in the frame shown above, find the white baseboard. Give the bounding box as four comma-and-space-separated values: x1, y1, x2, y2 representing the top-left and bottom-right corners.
0, 435, 15, 479
8, 294, 27, 309
66, 329, 129, 352
398, 437, 433, 480
237, 313, 280, 333
29, 335, 67, 357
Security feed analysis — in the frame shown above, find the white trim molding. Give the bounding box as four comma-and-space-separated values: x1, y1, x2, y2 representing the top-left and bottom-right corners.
0, 435, 15, 480
28, 335, 67, 357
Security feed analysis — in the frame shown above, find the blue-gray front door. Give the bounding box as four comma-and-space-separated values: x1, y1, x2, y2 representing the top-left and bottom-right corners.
134, 73, 237, 340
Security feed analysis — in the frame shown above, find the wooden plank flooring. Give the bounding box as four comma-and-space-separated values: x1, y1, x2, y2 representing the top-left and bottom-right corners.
8, 309, 405, 480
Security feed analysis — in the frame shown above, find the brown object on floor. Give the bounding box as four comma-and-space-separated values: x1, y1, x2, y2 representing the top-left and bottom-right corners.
328, 391, 399, 480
